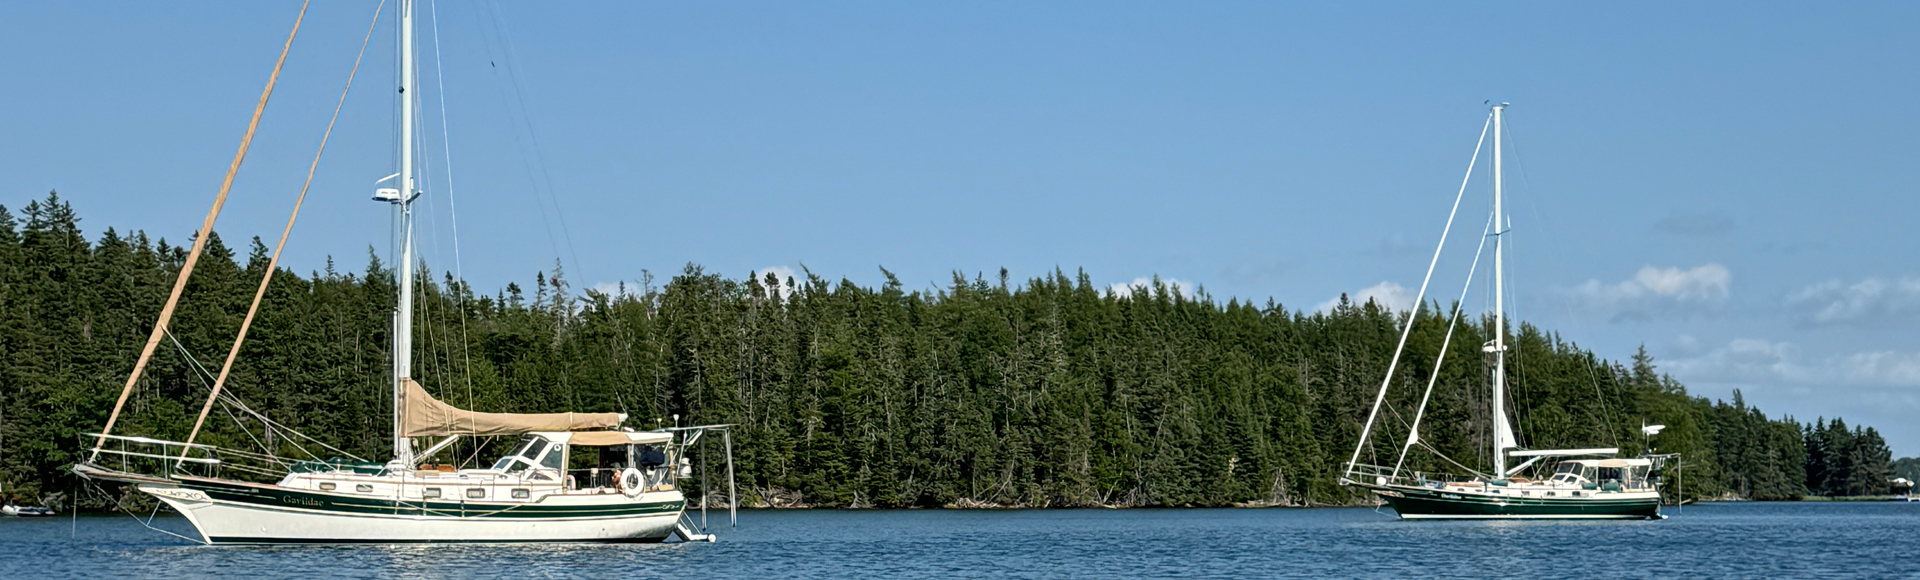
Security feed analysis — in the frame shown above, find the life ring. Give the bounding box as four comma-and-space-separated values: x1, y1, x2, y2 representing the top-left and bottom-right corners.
617, 468, 644, 494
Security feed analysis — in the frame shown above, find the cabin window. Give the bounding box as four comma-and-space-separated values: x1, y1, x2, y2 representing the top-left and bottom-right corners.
504, 436, 540, 458
491, 437, 541, 471
467, 488, 487, 499
319, 482, 336, 491
512, 488, 530, 499
423, 487, 442, 499
356, 484, 373, 493
540, 444, 568, 470
1545, 492, 1555, 497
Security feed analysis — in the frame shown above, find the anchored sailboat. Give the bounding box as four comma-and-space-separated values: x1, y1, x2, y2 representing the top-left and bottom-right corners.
74, 0, 734, 544
1339, 103, 1673, 520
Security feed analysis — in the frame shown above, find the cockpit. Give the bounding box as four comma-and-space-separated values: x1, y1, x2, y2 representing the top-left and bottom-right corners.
482, 431, 681, 492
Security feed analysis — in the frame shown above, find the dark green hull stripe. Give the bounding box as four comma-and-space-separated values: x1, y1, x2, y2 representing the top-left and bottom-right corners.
176, 478, 684, 519
1383, 487, 1660, 519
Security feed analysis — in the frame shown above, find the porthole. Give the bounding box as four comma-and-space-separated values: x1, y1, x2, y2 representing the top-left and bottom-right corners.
466, 488, 487, 499
423, 487, 442, 499
356, 484, 373, 493
318, 482, 336, 491
511, 488, 530, 499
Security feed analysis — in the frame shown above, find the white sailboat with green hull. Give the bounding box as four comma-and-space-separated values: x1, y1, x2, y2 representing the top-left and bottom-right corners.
1339, 103, 1673, 520
74, 0, 735, 544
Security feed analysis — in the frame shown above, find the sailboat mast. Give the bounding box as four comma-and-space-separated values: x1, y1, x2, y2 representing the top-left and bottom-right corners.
1490, 102, 1511, 476
392, 0, 417, 466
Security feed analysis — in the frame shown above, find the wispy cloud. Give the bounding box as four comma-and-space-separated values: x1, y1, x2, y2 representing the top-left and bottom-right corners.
1563, 264, 1730, 321
1109, 276, 1197, 299
1653, 212, 1734, 238
1837, 351, 1920, 386
589, 281, 638, 298
1666, 338, 1920, 388
754, 265, 797, 299
1315, 281, 1415, 313
1786, 277, 1920, 328
1664, 338, 1813, 384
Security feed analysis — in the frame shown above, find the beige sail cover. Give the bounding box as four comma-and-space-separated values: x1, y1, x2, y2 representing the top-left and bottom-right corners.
401, 379, 622, 436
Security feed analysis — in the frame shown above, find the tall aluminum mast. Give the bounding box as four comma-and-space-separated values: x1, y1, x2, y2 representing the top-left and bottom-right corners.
1489, 102, 1514, 476
373, 0, 419, 467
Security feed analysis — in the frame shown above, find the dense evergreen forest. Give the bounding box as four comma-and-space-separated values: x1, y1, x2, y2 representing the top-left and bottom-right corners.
0, 192, 1903, 510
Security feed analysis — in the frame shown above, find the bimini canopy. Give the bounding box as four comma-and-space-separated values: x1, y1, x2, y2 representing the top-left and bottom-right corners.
401, 379, 625, 437
529, 431, 673, 446
1562, 458, 1653, 468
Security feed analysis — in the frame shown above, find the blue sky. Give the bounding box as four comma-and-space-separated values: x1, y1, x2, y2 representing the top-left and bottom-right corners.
3, 2, 1917, 454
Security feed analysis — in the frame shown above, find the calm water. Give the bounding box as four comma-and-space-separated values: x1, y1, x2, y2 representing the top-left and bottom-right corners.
1, 503, 1914, 578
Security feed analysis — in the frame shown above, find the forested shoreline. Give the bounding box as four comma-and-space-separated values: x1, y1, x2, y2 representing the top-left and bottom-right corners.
0, 192, 1902, 510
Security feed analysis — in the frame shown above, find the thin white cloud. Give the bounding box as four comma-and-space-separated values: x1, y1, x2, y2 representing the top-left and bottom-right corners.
589, 281, 637, 298
1838, 351, 1920, 386
1664, 338, 1813, 384
1665, 338, 1920, 388
1315, 281, 1415, 313
1786, 277, 1920, 327
1665, 340, 1920, 455
1109, 276, 1197, 299
754, 265, 797, 299
1564, 264, 1729, 321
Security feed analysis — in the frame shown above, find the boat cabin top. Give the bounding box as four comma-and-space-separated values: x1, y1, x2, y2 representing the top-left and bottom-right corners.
1548, 458, 1653, 488
277, 430, 685, 502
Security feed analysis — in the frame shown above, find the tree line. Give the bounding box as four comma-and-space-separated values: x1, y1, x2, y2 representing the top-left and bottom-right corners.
0, 191, 1903, 509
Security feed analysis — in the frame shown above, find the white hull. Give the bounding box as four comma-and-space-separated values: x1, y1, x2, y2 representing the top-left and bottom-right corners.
143, 484, 683, 544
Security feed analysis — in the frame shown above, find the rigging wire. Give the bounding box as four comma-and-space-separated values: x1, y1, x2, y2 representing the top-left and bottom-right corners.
428, 0, 483, 466
466, 1, 560, 267
1505, 210, 1534, 451
475, 0, 630, 418
1495, 114, 1535, 453
1502, 113, 1622, 449
92, 0, 311, 462
1346, 111, 1494, 474
180, 0, 386, 461
161, 328, 363, 463
162, 329, 280, 466
1392, 208, 1497, 478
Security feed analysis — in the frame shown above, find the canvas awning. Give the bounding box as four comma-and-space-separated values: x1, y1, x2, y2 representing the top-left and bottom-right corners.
531, 431, 673, 446
401, 379, 624, 436
1561, 458, 1653, 468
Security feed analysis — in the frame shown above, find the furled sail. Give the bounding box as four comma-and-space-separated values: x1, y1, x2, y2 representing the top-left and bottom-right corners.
401, 379, 623, 436
1493, 410, 1518, 454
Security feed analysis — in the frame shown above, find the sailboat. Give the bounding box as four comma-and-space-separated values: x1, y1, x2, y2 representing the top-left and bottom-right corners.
1339, 103, 1672, 520
73, 0, 735, 544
